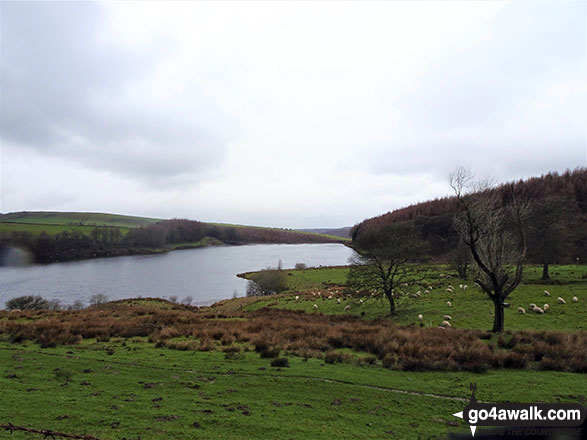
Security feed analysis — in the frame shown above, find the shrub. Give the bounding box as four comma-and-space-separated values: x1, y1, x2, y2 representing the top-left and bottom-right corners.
260, 347, 280, 358
271, 358, 289, 368
294, 263, 308, 270
247, 269, 288, 296
89, 293, 108, 307
6, 296, 50, 310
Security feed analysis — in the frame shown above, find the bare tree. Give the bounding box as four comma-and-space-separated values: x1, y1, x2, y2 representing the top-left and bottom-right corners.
449, 167, 531, 333
347, 222, 425, 317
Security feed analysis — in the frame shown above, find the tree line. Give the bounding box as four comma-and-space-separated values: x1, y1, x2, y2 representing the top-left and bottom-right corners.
1, 220, 342, 264
351, 168, 587, 273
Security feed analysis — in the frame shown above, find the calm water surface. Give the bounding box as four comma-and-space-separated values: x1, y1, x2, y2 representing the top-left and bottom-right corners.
0, 244, 355, 307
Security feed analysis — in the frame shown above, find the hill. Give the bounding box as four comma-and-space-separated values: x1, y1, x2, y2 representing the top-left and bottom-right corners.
352, 168, 587, 264
1, 213, 346, 264
0, 211, 162, 228
297, 227, 352, 239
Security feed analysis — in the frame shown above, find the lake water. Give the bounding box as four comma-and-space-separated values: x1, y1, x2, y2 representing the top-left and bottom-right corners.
0, 243, 355, 308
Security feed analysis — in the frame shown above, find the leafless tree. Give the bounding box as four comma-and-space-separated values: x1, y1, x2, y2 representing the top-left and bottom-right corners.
347, 222, 425, 317
449, 167, 531, 332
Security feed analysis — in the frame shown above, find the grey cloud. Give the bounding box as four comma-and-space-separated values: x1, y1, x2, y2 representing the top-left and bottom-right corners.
1, 2, 228, 185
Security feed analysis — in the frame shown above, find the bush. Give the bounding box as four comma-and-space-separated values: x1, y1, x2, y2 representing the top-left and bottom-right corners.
89, 293, 108, 307
271, 358, 289, 368
295, 263, 308, 270
246, 269, 288, 297
6, 295, 50, 310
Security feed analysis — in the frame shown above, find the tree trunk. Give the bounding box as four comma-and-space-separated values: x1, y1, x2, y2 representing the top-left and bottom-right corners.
541, 262, 550, 280
386, 293, 396, 317
491, 298, 505, 333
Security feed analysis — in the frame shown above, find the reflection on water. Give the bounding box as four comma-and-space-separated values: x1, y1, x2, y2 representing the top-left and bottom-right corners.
0, 244, 354, 307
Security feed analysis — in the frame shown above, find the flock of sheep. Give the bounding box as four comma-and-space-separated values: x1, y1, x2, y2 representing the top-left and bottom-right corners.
517, 290, 579, 315
292, 282, 580, 329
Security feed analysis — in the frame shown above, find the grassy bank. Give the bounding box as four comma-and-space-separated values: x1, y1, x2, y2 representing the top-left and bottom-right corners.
1, 264, 585, 439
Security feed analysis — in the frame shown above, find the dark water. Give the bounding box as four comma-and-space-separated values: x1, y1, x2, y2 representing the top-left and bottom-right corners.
0, 244, 355, 307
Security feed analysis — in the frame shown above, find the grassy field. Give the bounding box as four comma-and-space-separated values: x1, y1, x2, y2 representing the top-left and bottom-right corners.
0, 264, 585, 439
0, 212, 160, 238
0, 211, 161, 228
241, 265, 587, 331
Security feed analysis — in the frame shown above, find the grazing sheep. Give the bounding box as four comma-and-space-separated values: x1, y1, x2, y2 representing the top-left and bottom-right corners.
441, 320, 452, 328
557, 297, 566, 304
337, 298, 341, 304
544, 290, 550, 296
443, 314, 452, 321
10, 308, 22, 313
543, 304, 549, 311
418, 314, 423, 320
344, 305, 351, 311
424, 290, 429, 294
327, 295, 333, 300
463, 285, 468, 290
294, 295, 299, 301
447, 301, 452, 307
313, 304, 318, 310
529, 303, 537, 309
459, 284, 463, 289
532, 306, 544, 314
359, 299, 364, 304
518, 307, 526, 314
572, 296, 578, 303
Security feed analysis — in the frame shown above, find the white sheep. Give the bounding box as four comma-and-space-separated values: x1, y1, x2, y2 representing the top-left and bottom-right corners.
459, 284, 463, 289
447, 301, 452, 307
463, 285, 468, 290
443, 314, 452, 321
543, 304, 549, 311
518, 307, 526, 314
418, 314, 423, 320
572, 296, 578, 303
337, 298, 341, 304
359, 299, 364, 304
544, 290, 550, 296
344, 305, 351, 311
532, 306, 544, 314
557, 297, 566, 304
294, 295, 299, 301
313, 304, 318, 310
529, 303, 537, 309
441, 320, 452, 328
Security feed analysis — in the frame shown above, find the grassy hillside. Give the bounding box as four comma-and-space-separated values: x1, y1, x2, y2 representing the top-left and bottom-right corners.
1, 265, 585, 439
0, 211, 161, 228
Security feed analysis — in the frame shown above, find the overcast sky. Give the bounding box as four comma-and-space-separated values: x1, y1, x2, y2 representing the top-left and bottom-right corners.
1, 1, 585, 228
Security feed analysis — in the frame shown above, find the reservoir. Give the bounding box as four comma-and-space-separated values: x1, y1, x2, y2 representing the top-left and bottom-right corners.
0, 243, 355, 307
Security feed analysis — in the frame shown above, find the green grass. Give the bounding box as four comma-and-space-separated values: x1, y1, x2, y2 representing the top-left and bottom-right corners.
0, 222, 132, 237
1, 339, 584, 440
1, 264, 585, 439
243, 265, 587, 331
0, 211, 161, 228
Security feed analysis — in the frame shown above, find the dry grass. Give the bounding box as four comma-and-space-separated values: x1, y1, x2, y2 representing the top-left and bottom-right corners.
1, 301, 585, 373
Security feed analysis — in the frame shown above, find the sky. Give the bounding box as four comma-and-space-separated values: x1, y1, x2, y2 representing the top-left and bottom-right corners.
1, 1, 585, 228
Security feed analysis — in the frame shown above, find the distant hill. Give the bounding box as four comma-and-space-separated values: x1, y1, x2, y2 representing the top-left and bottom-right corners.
1, 212, 346, 264
0, 211, 161, 228
298, 227, 352, 239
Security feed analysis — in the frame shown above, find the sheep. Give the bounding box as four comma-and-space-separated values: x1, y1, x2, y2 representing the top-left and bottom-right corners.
327, 295, 333, 300
463, 285, 468, 290
543, 304, 549, 311
518, 307, 526, 314
313, 304, 318, 310
572, 296, 578, 303
557, 297, 566, 304
344, 305, 351, 311
294, 295, 299, 301
532, 306, 544, 314
447, 301, 452, 307
441, 320, 452, 328
424, 290, 429, 294
459, 284, 463, 289
418, 314, 423, 320
443, 314, 452, 321
529, 303, 537, 309
359, 299, 364, 304
337, 298, 341, 304
544, 290, 550, 296
10, 308, 22, 313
